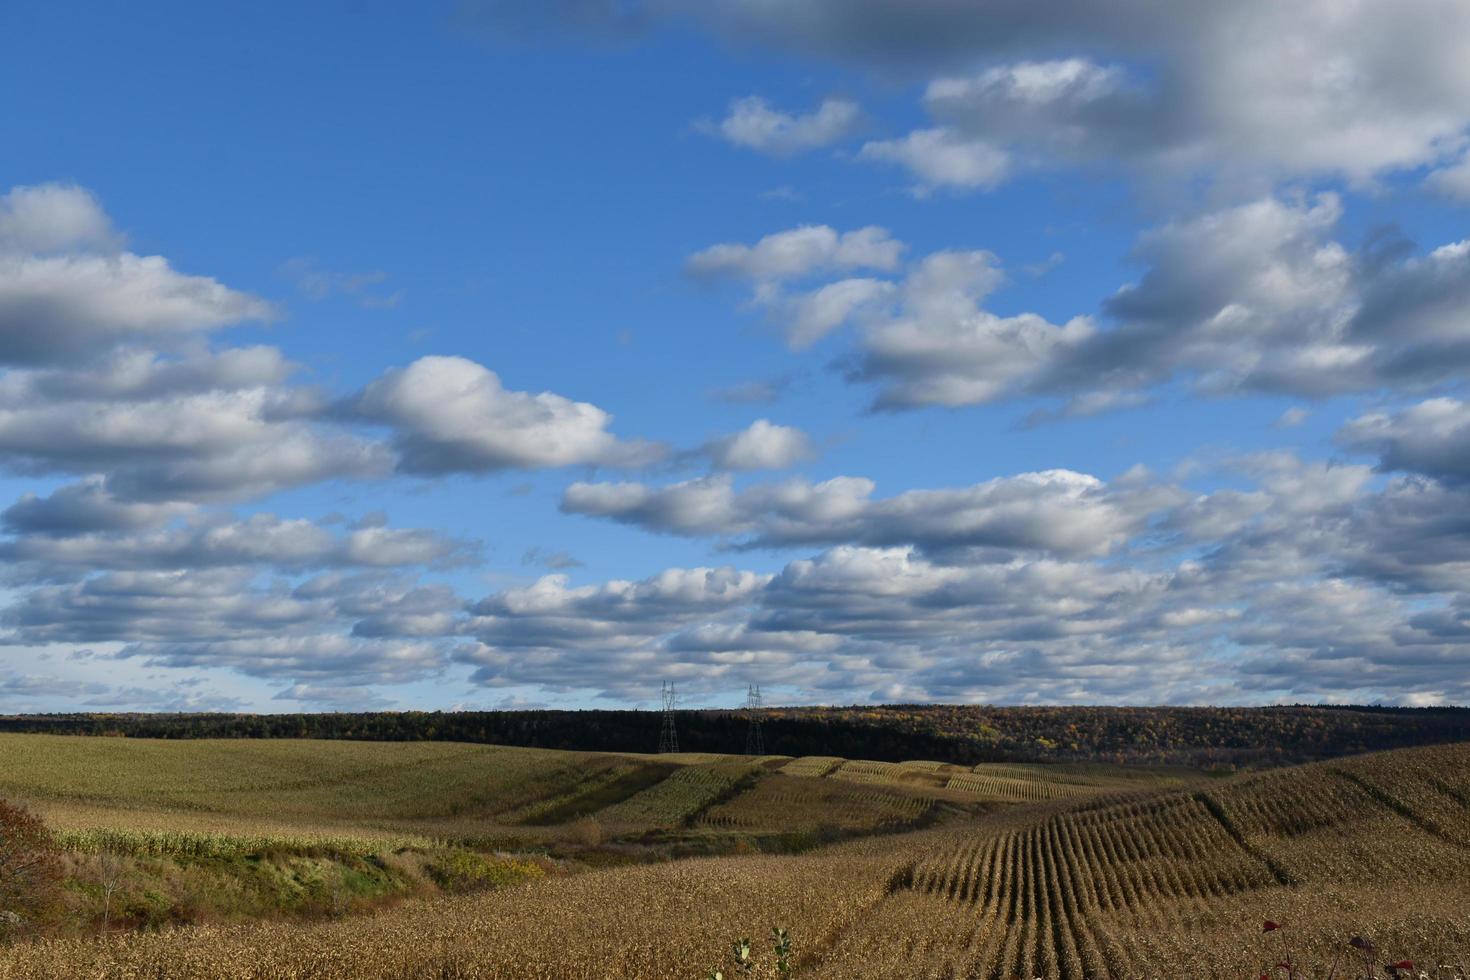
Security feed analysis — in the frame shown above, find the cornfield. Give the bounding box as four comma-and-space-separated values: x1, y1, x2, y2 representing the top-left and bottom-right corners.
697, 774, 935, 834
778, 757, 844, 778
811, 743, 1470, 979
596, 763, 757, 828
943, 772, 1094, 802
0, 738, 1467, 978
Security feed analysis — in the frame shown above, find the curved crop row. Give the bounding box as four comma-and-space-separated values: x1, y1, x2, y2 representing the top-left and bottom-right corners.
779, 757, 844, 778
805, 745, 1470, 978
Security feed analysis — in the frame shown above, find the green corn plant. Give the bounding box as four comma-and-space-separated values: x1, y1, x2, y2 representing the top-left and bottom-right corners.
707, 928, 794, 979
731, 937, 754, 974
771, 927, 793, 976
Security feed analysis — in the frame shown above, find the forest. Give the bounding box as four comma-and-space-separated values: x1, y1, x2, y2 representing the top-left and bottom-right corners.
3, 704, 1467, 769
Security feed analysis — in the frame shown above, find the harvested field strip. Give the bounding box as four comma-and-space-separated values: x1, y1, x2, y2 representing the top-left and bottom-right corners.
25, 799, 431, 845
832, 760, 903, 779
945, 773, 1090, 801
784, 757, 1180, 803
896, 760, 951, 772
829, 770, 905, 787
942, 764, 1183, 803
778, 756, 843, 778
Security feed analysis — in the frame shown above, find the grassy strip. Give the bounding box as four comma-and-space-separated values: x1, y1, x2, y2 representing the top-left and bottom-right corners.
51, 837, 546, 934
54, 827, 435, 860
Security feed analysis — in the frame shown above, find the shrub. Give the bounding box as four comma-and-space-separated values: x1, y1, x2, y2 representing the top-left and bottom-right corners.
566, 816, 603, 848
424, 850, 544, 894
0, 799, 63, 938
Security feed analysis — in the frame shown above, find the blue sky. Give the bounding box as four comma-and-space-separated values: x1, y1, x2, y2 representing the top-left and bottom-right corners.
3, 0, 1470, 712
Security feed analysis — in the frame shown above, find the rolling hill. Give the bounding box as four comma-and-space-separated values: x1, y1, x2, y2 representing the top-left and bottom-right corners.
0, 736, 1466, 977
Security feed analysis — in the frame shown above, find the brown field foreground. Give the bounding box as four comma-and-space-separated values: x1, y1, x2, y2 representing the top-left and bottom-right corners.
0, 741, 1467, 978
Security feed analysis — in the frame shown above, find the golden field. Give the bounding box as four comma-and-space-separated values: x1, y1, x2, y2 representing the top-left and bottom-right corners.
0, 735, 1467, 978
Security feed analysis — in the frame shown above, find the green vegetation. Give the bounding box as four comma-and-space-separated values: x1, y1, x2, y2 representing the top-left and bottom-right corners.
53, 828, 434, 860
423, 850, 544, 893
62, 847, 415, 930
709, 927, 794, 980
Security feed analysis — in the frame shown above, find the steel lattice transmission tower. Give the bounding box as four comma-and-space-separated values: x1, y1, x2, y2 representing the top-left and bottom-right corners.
657, 681, 679, 754
743, 683, 765, 756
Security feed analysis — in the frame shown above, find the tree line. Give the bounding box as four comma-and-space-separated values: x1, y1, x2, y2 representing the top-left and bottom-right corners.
2, 704, 1467, 769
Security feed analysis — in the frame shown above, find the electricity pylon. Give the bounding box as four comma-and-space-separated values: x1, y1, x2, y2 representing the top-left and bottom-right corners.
658, 681, 679, 754
743, 683, 765, 756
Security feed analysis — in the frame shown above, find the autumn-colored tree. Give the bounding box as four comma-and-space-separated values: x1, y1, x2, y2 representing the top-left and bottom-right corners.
0, 799, 62, 938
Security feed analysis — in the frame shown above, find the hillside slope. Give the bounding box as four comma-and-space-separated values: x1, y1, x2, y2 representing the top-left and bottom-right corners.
1, 742, 1466, 978
0, 734, 1170, 845
815, 741, 1470, 978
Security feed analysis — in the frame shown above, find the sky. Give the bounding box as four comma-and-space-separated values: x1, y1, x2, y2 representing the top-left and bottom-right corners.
2, 0, 1470, 713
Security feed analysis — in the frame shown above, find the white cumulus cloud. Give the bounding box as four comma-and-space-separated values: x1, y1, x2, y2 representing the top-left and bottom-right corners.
352, 355, 663, 474
706, 95, 862, 156
704, 419, 813, 471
